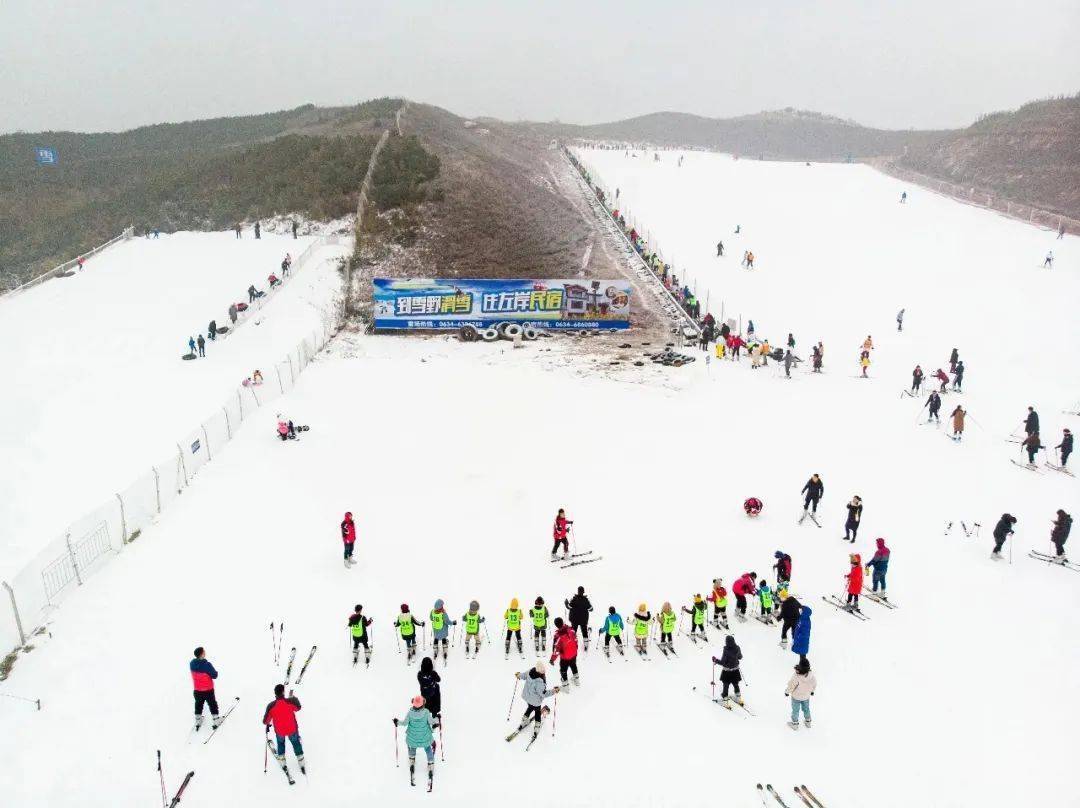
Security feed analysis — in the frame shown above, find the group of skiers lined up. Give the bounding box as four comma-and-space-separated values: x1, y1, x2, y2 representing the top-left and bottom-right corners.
697, 317, 817, 378
232, 220, 300, 240
1016, 406, 1072, 468
992, 510, 1073, 562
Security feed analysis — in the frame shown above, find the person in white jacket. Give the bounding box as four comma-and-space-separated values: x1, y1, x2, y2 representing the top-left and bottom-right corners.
785, 658, 817, 730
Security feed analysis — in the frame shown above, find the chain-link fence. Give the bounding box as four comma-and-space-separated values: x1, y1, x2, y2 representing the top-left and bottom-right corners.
1, 235, 345, 655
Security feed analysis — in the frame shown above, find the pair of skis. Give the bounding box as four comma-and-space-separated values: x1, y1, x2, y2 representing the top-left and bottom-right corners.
195, 697, 240, 745
284, 645, 318, 686
758, 783, 826, 808
551, 550, 603, 569
797, 510, 821, 528
821, 595, 870, 620
1045, 463, 1074, 477
1010, 459, 1044, 474
861, 589, 899, 609
1030, 550, 1079, 571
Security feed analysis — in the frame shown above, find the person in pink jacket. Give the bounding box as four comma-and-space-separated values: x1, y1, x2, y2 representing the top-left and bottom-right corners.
341, 512, 357, 568
732, 572, 757, 620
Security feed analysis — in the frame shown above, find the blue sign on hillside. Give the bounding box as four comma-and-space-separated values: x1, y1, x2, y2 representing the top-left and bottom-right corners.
34, 147, 58, 166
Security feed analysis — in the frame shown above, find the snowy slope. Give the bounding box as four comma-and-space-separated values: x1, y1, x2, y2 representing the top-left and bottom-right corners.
0, 231, 347, 576
2, 157, 1079, 808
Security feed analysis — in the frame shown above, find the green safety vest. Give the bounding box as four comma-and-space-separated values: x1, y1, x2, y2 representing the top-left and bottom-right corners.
505, 609, 522, 631
607, 617, 622, 637
530, 607, 547, 629
350, 616, 365, 638
465, 612, 481, 635
430, 610, 445, 632
661, 611, 677, 633
398, 614, 415, 637
634, 616, 649, 638
713, 591, 728, 608
692, 605, 705, 626
760, 590, 774, 610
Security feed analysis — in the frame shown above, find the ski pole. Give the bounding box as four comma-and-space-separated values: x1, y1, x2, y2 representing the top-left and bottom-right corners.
157, 750, 167, 808
551, 692, 557, 738
711, 662, 716, 701
263, 727, 269, 774
394, 627, 401, 654
438, 717, 445, 762
506, 678, 518, 721
270, 622, 275, 664
393, 721, 399, 767
483, 622, 491, 642
276, 623, 285, 665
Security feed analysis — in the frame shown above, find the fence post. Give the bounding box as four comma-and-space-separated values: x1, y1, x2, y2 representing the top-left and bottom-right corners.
176, 446, 188, 487
66, 533, 83, 586
202, 425, 212, 461
287, 355, 296, 385
2, 582, 26, 647
223, 407, 231, 439
237, 389, 244, 420
116, 493, 128, 545
275, 366, 285, 394
153, 466, 161, 514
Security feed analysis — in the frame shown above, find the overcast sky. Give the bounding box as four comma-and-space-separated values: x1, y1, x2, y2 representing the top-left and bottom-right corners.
1, 0, 1077, 134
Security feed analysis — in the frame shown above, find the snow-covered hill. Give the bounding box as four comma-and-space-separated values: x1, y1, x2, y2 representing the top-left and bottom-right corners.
1, 153, 1078, 808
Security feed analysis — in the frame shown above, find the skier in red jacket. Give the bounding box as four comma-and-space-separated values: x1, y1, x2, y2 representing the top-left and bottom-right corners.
845, 554, 864, 612
549, 617, 580, 688
263, 684, 305, 776
341, 512, 357, 568
732, 572, 757, 620
551, 509, 573, 560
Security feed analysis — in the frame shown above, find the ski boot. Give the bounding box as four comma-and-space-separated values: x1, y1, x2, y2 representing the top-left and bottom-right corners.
735, 694, 745, 707
571, 674, 580, 687
516, 640, 523, 656
617, 644, 625, 656
194, 714, 204, 731
805, 719, 812, 728
504, 641, 511, 658
787, 721, 799, 730
779, 638, 789, 649
211, 715, 223, 730
409, 760, 416, 787
365, 649, 372, 667
603, 646, 611, 659
297, 755, 306, 775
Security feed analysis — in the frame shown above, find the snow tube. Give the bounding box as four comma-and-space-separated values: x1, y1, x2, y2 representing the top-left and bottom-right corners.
182, 353, 196, 361
578, 330, 590, 338
458, 324, 479, 342
495, 321, 512, 337
522, 327, 539, 341
743, 497, 763, 516
481, 327, 499, 342
217, 326, 230, 335
502, 324, 523, 340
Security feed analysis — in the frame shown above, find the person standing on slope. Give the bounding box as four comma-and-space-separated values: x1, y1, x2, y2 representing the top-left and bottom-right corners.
347, 605, 373, 666
657, 602, 678, 652
1021, 432, 1043, 466
264, 684, 304, 777
551, 509, 573, 561
811, 343, 823, 373
1055, 428, 1073, 468
394, 695, 437, 789
190, 647, 221, 731
934, 368, 949, 393
991, 514, 1017, 560
896, 308, 905, 331
802, 474, 824, 515
630, 604, 652, 656
785, 658, 817, 730
859, 350, 871, 377
773, 552, 792, 587
844, 554, 864, 612
462, 600, 485, 657
530, 597, 550, 652
396, 605, 425, 663
925, 390, 942, 423
1043, 251, 1053, 268
792, 604, 812, 663
417, 657, 442, 718
599, 607, 625, 656
951, 406, 966, 440
953, 360, 965, 392
949, 348, 959, 372
756, 580, 775, 624
504, 598, 524, 658
564, 586, 593, 651
429, 600, 454, 663
732, 572, 757, 620
1024, 407, 1040, 437
340, 511, 357, 568
866, 538, 890, 596
1050, 510, 1072, 563
712, 635, 744, 706
778, 591, 802, 649
716, 241, 724, 257
843, 496, 863, 543
509, 663, 558, 744
682, 595, 709, 639
707, 579, 729, 628
911, 365, 924, 394
196, 334, 206, 358
550, 617, 580, 688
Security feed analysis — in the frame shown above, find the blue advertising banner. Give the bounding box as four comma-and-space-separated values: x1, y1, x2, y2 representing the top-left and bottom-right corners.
34, 147, 58, 166
373, 278, 632, 330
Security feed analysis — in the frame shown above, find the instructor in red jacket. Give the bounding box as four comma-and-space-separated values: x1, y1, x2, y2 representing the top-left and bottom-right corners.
264, 684, 305, 772
341, 511, 357, 568
550, 618, 580, 688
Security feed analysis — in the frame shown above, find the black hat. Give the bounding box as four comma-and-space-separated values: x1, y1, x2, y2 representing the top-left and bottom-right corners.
274, 684, 285, 697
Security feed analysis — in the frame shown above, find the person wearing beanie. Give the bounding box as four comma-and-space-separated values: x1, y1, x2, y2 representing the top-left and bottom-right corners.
778, 591, 802, 649
785, 658, 817, 730
396, 604, 426, 663
706, 579, 729, 629
347, 605, 373, 667
656, 602, 677, 654
631, 604, 652, 657
1050, 509, 1072, 562
755, 581, 775, 625
773, 551, 792, 585
417, 658, 442, 717
462, 600, 485, 658
189, 646, 221, 730
992, 514, 1017, 560
551, 508, 573, 560
394, 695, 437, 788
712, 635, 744, 705
845, 555, 864, 611
564, 586, 593, 651
598, 606, 625, 657
732, 572, 757, 620
682, 594, 709, 639
801, 474, 824, 516
340, 511, 357, 568
429, 599, 455, 663
504, 598, 524, 658
530, 596, 550, 653
264, 684, 304, 779
1054, 428, 1073, 468
843, 496, 863, 543
866, 538, 891, 596
550, 617, 580, 688
508, 663, 559, 744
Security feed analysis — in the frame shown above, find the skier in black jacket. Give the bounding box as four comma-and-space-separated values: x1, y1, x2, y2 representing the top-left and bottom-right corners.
911, 365, 924, 393
925, 391, 942, 423
564, 586, 593, 650
801, 474, 824, 514
1050, 510, 1072, 561
417, 657, 442, 717
777, 591, 802, 647
1055, 429, 1073, 468
1024, 407, 1040, 437
991, 513, 1017, 560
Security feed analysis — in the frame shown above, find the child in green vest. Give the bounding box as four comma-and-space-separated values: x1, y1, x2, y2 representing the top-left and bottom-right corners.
657, 602, 678, 652
504, 598, 524, 658
530, 596, 550, 652
757, 581, 775, 625
347, 604, 373, 667
395, 604, 425, 663
681, 594, 709, 640
462, 600, 485, 658
630, 604, 651, 656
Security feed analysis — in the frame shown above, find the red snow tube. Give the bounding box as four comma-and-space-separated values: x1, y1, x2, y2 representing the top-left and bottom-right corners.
743, 497, 763, 517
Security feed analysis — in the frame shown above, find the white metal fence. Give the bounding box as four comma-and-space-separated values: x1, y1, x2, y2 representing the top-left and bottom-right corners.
1, 235, 346, 655
2, 227, 135, 297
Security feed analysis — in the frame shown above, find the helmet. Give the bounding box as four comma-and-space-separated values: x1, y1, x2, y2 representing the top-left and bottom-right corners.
638, 602, 647, 613
411, 695, 425, 709
434, 599, 444, 610
510, 598, 519, 609
535, 596, 544, 606
400, 603, 409, 613
693, 594, 703, 604
743, 497, 763, 516
469, 600, 479, 612
774, 550, 783, 558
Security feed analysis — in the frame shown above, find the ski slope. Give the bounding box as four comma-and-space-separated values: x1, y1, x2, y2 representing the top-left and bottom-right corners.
2, 156, 1078, 808
0, 231, 347, 576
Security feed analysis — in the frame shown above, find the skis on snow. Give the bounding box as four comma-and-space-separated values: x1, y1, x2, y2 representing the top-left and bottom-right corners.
295, 645, 317, 685
551, 550, 592, 563
201, 697, 240, 744
167, 771, 195, 807
797, 784, 827, 807
821, 595, 869, 620
798, 510, 821, 528
1010, 459, 1044, 474
1029, 551, 1079, 571
861, 588, 898, 609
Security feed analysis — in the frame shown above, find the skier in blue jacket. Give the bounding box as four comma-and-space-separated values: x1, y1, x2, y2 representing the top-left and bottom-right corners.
791, 605, 812, 664
598, 606, 625, 656
394, 695, 438, 789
